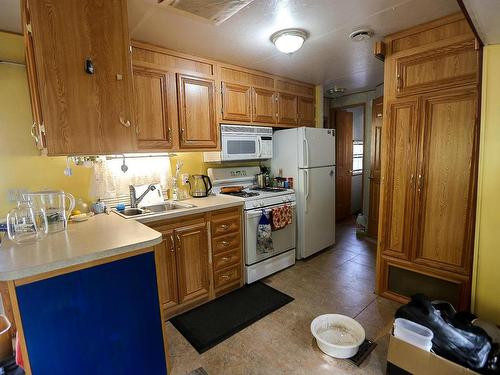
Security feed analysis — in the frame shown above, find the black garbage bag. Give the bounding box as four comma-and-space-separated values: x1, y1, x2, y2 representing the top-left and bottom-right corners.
395, 294, 492, 372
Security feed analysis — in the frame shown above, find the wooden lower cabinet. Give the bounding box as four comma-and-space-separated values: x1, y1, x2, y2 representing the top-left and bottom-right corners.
150, 207, 243, 319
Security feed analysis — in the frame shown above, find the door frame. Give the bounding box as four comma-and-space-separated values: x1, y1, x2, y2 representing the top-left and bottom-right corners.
331, 103, 367, 217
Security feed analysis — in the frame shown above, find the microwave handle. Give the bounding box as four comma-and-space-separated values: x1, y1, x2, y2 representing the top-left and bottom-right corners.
257, 137, 262, 157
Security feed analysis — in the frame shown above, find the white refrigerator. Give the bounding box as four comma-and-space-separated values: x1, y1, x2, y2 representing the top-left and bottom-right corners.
271, 127, 336, 259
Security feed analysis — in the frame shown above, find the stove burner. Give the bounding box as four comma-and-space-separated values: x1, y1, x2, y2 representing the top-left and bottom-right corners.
250, 187, 287, 192
221, 191, 260, 198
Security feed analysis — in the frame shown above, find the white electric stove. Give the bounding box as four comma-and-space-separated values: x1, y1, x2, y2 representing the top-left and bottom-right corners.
208, 167, 296, 283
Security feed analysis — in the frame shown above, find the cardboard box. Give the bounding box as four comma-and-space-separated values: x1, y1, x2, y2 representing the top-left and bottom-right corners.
387, 335, 480, 375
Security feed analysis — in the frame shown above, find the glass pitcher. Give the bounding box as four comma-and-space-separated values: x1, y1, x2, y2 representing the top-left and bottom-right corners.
7, 201, 48, 244
23, 191, 75, 233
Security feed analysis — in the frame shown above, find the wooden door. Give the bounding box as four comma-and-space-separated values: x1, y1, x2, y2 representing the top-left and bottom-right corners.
26, 0, 136, 155
252, 88, 277, 124
413, 89, 477, 274
277, 93, 298, 125
154, 229, 179, 310
335, 110, 353, 221
177, 74, 217, 149
368, 96, 384, 238
380, 100, 419, 260
222, 82, 251, 122
298, 96, 315, 126
133, 66, 174, 150
175, 222, 210, 304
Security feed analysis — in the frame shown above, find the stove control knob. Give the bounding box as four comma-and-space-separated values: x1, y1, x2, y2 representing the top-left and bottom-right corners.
253, 202, 259, 208
259, 201, 264, 207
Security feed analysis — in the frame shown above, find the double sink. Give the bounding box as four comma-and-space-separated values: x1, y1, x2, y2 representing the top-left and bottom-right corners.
114, 201, 197, 219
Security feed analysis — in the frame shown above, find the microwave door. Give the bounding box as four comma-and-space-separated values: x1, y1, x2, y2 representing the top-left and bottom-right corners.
222, 135, 259, 161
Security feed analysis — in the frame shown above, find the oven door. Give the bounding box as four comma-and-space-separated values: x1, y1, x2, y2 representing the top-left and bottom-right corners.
244, 203, 296, 266
221, 134, 261, 161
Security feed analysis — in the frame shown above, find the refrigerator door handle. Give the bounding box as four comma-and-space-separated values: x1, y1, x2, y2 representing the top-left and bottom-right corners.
304, 169, 310, 212
303, 138, 310, 167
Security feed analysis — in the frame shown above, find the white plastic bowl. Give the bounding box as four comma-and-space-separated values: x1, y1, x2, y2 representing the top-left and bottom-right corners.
394, 318, 433, 351
311, 314, 366, 358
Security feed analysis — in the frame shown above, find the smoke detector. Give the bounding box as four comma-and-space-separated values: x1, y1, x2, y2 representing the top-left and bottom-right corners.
349, 28, 374, 41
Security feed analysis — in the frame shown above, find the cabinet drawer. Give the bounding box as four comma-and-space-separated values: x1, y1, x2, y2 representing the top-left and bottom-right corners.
212, 233, 240, 255
211, 215, 240, 237
213, 248, 241, 270
214, 264, 241, 289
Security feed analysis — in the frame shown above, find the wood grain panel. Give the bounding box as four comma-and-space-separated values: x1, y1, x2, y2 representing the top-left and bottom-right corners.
212, 233, 241, 255
381, 100, 418, 259
175, 222, 210, 304
276, 80, 314, 97
154, 230, 179, 310
132, 46, 214, 76
221, 82, 252, 122
213, 248, 241, 270
414, 90, 477, 274
396, 40, 477, 97
297, 96, 315, 126
211, 212, 240, 237
133, 66, 173, 150
177, 74, 217, 149
391, 16, 471, 53
252, 88, 276, 124
277, 93, 297, 125
27, 0, 136, 155
335, 110, 353, 221
220, 67, 274, 89
213, 264, 241, 290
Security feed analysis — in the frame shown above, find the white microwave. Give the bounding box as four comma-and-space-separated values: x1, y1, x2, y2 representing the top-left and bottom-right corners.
204, 125, 273, 162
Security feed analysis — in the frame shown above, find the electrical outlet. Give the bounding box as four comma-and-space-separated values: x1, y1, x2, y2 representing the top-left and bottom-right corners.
181, 174, 190, 185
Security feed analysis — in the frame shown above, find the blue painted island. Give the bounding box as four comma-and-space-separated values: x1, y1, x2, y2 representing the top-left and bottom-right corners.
0, 214, 168, 375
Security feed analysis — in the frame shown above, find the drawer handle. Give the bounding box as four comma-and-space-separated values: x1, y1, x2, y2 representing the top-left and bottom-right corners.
220, 224, 230, 230
221, 274, 231, 280
221, 256, 231, 262
220, 240, 230, 247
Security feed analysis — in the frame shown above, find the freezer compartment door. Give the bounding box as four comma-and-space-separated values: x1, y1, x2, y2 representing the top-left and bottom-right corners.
297, 166, 335, 258
298, 128, 335, 169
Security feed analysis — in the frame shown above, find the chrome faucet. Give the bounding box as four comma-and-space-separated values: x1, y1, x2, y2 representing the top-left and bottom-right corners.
129, 184, 156, 208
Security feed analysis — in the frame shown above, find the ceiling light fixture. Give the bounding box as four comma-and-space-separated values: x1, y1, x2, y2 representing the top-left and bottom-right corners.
271, 28, 308, 54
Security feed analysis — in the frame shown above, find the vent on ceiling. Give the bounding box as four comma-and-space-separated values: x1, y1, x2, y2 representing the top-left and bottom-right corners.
158, 0, 255, 25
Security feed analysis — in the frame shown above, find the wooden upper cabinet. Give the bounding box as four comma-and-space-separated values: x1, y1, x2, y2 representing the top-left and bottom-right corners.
395, 39, 478, 98
381, 100, 419, 260
177, 74, 217, 149
222, 82, 251, 122
154, 229, 179, 310
277, 93, 298, 125
174, 222, 210, 304
133, 66, 173, 150
25, 0, 136, 155
298, 96, 315, 126
413, 89, 477, 275
252, 88, 277, 124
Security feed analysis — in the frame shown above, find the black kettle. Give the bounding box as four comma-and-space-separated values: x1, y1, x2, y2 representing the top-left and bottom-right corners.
189, 175, 212, 198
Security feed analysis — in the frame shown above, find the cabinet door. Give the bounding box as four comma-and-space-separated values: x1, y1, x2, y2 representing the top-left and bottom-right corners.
175, 222, 210, 304
26, 0, 136, 155
368, 96, 384, 238
133, 66, 174, 150
154, 229, 179, 310
177, 74, 217, 149
298, 96, 315, 126
277, 93, 298, 125
222, 82, 251, 122
252, 88, 277, 124
380, 100, 419, 260
413, 89, 477, 274
395, 39, 478, 97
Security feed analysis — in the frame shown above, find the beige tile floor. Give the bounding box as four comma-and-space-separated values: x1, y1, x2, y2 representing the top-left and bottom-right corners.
166, 219, 400, 375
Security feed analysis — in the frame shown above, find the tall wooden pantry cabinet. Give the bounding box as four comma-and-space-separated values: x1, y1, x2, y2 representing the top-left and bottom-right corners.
376, 13, 481, 310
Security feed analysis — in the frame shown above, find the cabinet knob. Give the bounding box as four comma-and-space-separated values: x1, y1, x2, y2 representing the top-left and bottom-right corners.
120, 116, 131, 128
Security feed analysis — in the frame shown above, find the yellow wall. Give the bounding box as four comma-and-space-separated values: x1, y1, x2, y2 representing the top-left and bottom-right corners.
0, 32, 92, 216
472, 45, 500, 324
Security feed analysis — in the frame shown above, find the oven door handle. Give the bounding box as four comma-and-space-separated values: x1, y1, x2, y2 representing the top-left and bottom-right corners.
246, 203, 296, 219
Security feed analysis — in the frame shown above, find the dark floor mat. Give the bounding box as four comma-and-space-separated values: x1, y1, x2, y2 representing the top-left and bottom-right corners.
170, 282, 294, 353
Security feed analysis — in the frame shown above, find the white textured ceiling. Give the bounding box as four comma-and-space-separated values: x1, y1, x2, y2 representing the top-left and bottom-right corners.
462, 0, 500, 45
1, 0, 460, 94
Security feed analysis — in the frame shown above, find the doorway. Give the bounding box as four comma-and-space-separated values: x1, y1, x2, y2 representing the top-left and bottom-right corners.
331, 104, 366, 222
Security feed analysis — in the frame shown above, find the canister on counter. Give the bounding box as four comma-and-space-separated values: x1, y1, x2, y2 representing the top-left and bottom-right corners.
287, 177, 294, 189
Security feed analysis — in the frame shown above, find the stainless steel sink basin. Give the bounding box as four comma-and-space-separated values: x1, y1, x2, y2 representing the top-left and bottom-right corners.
114, 202, 196, 219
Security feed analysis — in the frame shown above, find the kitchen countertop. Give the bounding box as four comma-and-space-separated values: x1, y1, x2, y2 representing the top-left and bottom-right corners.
0, 213, 162, 282
133, 194, 243, 224
0, 195, 243, 282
